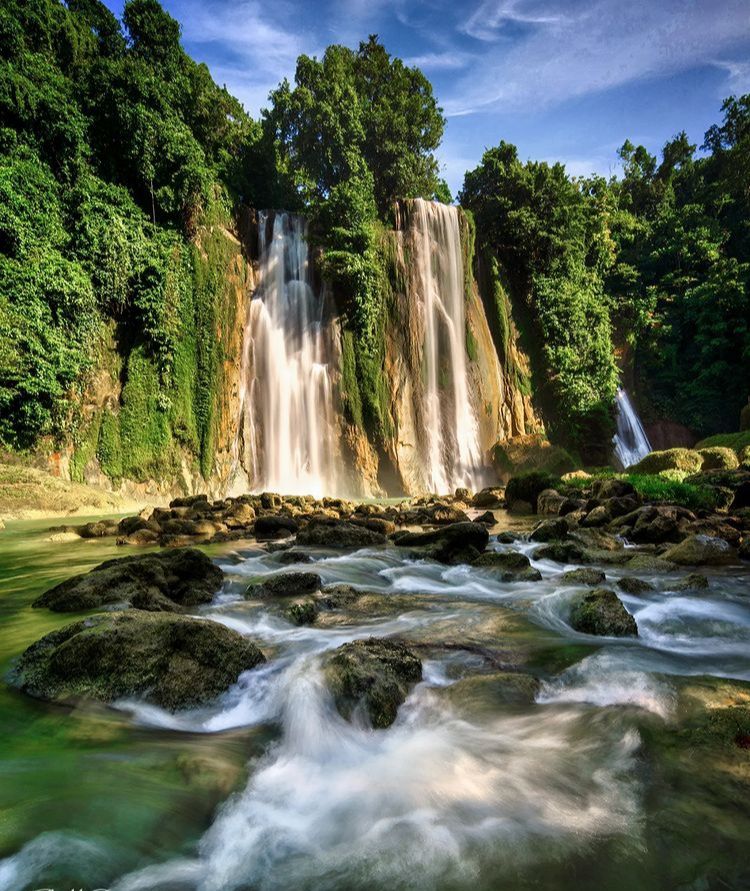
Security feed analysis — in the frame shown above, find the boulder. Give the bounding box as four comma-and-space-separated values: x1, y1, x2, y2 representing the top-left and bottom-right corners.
475, 510, 496, 525
672, 573, 709, 592
697, 447, 739, 471
529, 518, 569, 543
472, 487, 505, 508
253, 515, 299, 540
248, 571, 322, 599
505, 472, 556, 513
625, 554, 677, 572
285, 599, 319, 625
12, 611, 265, 711
632, 448, 704, 475
740, 537, 750, 561
471, 550, 542, 582
296, 519, 387, 549
324, 637, 422, 728
561, 568, 606, 586
32, 548, 224, 613
77, 520, 119, 539
392, 521, 489, 565
569, 588, 638, 637
662, 535, 735, 566
536, 489, 568, 516
533, 541, 588, 564
274, 549, 313, 565
617, 576, 655, 595
591, 478, 637, 500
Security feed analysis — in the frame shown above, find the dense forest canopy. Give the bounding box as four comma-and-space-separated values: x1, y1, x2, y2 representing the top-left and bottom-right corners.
0, 0, 748, 474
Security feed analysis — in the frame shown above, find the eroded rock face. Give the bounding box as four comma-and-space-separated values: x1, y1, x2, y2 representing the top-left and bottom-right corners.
324, 637, 422, 728
569, 588, 638, 637
12, 611, 265, 710
32, 548, 224, 613
392, 521, 489, 564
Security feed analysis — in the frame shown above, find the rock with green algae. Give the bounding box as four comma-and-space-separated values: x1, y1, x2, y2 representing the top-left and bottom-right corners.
247, 571, 322, 599
662, 534, 735, 566
296, 518, 386, 549
12, 611, 265, 710
324, 637, 422, 728
671, 573, 709, 591
569, 588, 638, 637
617, 576, 655, 595
632, 448, 704, 474
471, 550, 542, 581
285, 599, 319, 625
32, 548, 224, 613
442, 671, 541, 712
562, 567, 606, 586
392, 521, 489, 565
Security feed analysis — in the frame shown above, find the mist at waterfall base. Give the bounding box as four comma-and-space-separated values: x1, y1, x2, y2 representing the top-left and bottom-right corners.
235, 201, 488, 498
612, 387, 652, 469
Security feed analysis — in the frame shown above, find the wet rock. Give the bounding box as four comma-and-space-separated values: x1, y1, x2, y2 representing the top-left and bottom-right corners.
562, 568, 606, 586
296, 518, 387, 549
671, 573, 710, 592
473, 487, 505, 508
537, 489, 568, 516
393, 521, 489, 564
33, 548, 224, 613
505, 472, 556, 513
222, 502, 256, 528
12, 611, 265, 711
248, 571, 322, 599
318, 584, 364, 608
591, 478, 637, 500
662, 535, 735, 566
617, 576, 655, 595
117, 515, 161, 536
285, 599, 319, 625
443, 671, 541, 709
625, 554, 677, 573
274, 549, 313, 565
324, 637, 422, 728
569, 588, 638, 637
472, 550, 542, 581
740, 537, 750, 560
78, 520, 119, 539
116, 528, 161, 546
349, 516, 397, 536
253, 515, 299, 540
260, 492, 283, 510
475, 510, 496, 525
533, 541, 588, 564
495, 531, 517, 544
170, 494, 209, 509
529, 517, 569, 542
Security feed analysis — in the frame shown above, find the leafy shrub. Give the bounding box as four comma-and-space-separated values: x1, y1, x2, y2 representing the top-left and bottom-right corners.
505, 470, 557, 511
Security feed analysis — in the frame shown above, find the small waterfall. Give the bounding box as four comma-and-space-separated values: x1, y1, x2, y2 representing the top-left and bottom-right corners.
612, 387, 651, 469
239, 212, 338, 497
411, 199, 485, 493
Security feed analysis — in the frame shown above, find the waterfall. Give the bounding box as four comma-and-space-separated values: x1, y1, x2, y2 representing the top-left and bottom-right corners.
411, 199, 485, 493
239, 212, 338, 497
612, 387, 651, 469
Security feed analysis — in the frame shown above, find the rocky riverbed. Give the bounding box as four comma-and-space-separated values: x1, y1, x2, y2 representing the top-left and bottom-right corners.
1, 481, 749, 890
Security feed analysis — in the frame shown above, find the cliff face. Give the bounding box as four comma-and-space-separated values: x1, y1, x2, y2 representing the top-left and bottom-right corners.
43, 203, 541, 500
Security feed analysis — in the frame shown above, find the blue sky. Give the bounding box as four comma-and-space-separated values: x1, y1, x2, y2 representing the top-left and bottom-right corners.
103, 0, 750, 194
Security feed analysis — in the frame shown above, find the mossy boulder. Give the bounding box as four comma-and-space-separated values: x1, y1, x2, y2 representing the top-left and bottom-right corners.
671, 573, 709, 591
324, 637, 422, 728
505, 471, 557, 512
392, 521, 489, 564
285, 599, 319, 625
697, 447, 740, 471
632, 448, 704, 475
617, 576, 655, 595
529, 517, 569, 542
569, 588, 638, 637
662, 535, 735, 566
247, 571, 322, 599
32, 548, 224, 613
562, 568, 606, 586
12, 611, 266, 710
471, 550, 542, 581
533, 541, 589, 564
296, 519, 386, 549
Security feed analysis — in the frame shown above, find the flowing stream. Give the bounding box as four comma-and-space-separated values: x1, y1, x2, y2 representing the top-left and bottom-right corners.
612, 387, 651, 469
2, 516, 750, 890
239, 212, 338, 497
411, 199, 486, 493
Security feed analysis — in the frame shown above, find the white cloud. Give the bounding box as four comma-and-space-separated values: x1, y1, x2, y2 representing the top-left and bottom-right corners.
712, 58, 750, 95
446, 0, 750, 116
404, 51, 472, 71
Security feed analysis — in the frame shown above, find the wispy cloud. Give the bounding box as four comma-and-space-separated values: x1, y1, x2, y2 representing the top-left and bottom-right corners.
712, 59, 750, 95
446, 0, 750, 116
404, 51, 472, 71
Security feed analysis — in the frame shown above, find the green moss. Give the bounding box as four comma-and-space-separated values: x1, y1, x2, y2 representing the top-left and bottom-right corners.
466, 324, 478, 362
458, 207, 476, 300
69, 413, 102, 483
632, 448, 704, 475
340, 328, 364, 429
493, 435, 576, 477
697, 447, 739, 470
696, 431, 750, 452
96, 408, 123, 481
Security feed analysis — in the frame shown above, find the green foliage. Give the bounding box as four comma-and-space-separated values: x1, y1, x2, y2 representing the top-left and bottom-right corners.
97, 407, 122, 479
492, 435, 576, 477
624, 475, 721, 512
461, 142, 618, 455
70, 412, 101, 483
466, 325, 478, 362
505, 471, 557, 510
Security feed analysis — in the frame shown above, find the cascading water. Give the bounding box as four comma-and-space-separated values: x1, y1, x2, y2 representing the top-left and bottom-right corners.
411, 199, 485, 493
239, 212, 338, 497
612, 387, 651, 469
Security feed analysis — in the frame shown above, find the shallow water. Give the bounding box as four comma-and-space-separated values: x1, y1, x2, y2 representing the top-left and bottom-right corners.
1, 514, 749, 890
